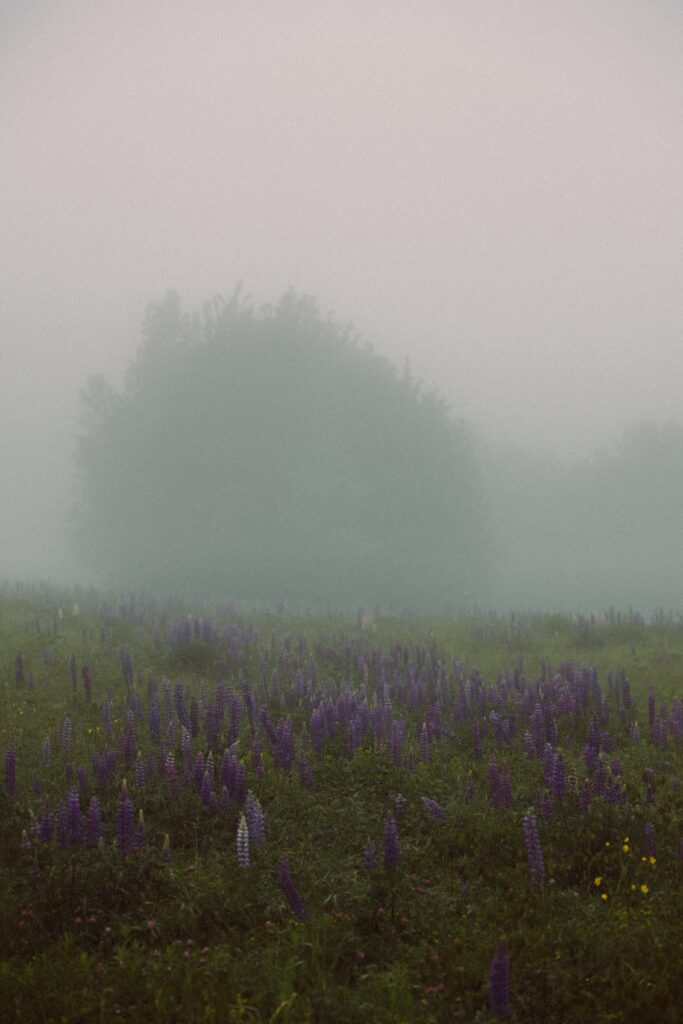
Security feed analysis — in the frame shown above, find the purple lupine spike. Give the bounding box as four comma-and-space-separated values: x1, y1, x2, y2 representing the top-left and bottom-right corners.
421, 796, 447, 820
644, 823, 656, 858
234, 762, 247, 803
220, 784, 230, 813
66, 786, 82, 843
200, 770, 213, 808
246, 791, 266, 847
394, 793, 407, 815
149, 695, 161, 742
61, 717, 73, 756
277, 856, 308, 920
4, 744, 17, 799
362, 838, 376, 869
86, 795, 102, 844
472, 720, 482, 759
489, 942, 511, 1018
488, 761, 502, 808
551, 752, 566, 801
39, 800, 54, 843
522, 811, 544, 888
297, 752, 314, 790
193, 752, 206, 791
115, 780, 135, 856
236, 813, 249, 868
419, 722, 430, 763
383, 812, 400, 869
134, 754, 146, 788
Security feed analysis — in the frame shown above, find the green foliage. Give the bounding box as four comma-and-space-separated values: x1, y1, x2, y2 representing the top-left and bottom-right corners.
74, 290, 490, 609
3, 586, 683, 1022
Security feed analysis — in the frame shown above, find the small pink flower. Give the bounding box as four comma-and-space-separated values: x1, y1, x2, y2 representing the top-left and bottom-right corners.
182, 950, 190, 960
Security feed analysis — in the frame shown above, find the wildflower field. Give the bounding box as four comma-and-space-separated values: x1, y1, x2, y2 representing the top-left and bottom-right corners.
2, 585, 683, 1023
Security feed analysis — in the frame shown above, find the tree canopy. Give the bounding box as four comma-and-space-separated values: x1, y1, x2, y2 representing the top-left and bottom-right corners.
74, 290, 491, 608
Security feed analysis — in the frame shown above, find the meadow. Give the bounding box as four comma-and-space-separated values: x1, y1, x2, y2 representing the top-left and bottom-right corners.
2, 583, 683, 1023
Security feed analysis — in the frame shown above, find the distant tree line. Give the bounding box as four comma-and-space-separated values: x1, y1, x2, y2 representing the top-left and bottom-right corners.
74, 290, 492, 609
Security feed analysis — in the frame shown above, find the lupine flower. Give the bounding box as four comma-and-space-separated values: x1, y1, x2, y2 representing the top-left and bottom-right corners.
489, 942, 511, 1018
394, 793, 407, 815
115, 780, 135, 856
522, 811, 544, 888
277, 856, 308, 920
421, 796, 447, 820
362, 839, 376, 869
644, 823, 656, 858
237, 813, 249, 868
245, 791, 266, 847
384, 813, 400, 870
61, 717, 73, 756
86, 796, 102, 845
66, 787, 82, 843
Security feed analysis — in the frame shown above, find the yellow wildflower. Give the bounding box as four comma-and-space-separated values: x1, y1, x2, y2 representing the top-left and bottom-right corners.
640, 884, 649, 895
649, 856, 656, 865
622, 844, 630, 853
594, 876, 603, 887
601, 893, 608, 901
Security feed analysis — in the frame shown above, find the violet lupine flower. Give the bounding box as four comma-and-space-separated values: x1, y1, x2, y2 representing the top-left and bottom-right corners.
390, 720, 405, 767
277, 856, 308, 920
489, 942, 511, 1018
61, 717, 73, 756
115, 780, 135, 856
644, 823, 656, 858
419, 722, 430, 763
246, 791, 266, 847
237, 813, 249, 868
384, 813, 400, 870
394, 793, 407, 815
220, 785, 230, 813
4, 744, 17, 799
362, 838, 377, 869
189, 697, 199, 738
134, 754, 146, 788
522, 811, 544, 889
234, 762, 247, 803
193, 752, 206, 791
421, 796, 447, 820
297, 753, 314, 791
66, 787, 82, 843
38, 800, 54, 843
86, 796, 102, 845
200, 771, 213, 808
550, 752, 566, 801
149, 695, 161, 742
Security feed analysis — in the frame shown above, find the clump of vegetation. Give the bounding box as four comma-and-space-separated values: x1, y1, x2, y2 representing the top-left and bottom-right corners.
2, 583, 683, 1022
74, 290, 491, 609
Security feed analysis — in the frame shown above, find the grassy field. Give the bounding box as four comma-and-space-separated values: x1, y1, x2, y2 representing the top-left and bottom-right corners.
2, 583, 683, 1022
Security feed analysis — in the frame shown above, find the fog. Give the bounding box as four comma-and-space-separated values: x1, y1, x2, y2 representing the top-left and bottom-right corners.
2, 0, 683, 609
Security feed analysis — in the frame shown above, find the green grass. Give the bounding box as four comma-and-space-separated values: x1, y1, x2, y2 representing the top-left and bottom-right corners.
1, 583, 683, 1022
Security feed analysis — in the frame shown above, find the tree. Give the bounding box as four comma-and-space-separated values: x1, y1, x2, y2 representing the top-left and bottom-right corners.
74, 289, 492, 609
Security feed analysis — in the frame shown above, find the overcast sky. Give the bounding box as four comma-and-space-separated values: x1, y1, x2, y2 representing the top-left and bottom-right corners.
2, 0, 683, 575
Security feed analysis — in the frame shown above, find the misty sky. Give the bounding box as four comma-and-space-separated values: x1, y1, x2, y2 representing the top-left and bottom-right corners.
2, 0, 683, 577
